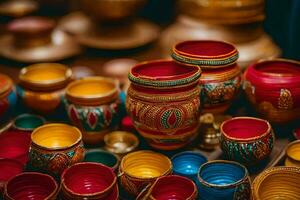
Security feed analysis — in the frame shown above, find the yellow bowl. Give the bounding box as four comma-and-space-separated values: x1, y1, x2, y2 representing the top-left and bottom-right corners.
104, 131, 139, 155
252, 166, 300, 200
119, 150, 172, 196
285, 140, 300, 167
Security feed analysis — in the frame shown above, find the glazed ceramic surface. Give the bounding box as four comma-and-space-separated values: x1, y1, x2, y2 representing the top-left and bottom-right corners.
252, 166, 300, 200
84, 149, 119, 171
126, 60, 201, 150
61, 162, 118, 200
65, 77, 120, 145
0, 74, 17, 127
244, 59, 300, 123
29, 123, 84, 176
285, 140, 300, 167
0, 158, 23, 194
12, 113, 45, 132
220, 117, 274, 165
197, 160, 251, 200
0, 131, 31, 165
171, 151, 207, 182
172, 40, 241, 114
119, 150, 172, 196
18, 63, 72, 113
4, 172, 59, 200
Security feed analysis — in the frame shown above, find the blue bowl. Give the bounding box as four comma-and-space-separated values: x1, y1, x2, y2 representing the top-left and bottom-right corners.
197, 160, 251, 200
172, 151, 207, 182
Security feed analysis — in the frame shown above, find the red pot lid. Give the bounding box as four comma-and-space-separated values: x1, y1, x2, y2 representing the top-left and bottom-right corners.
0, 73, 13, 98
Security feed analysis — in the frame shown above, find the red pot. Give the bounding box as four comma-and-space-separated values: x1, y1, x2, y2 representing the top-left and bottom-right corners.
244, 59, 300, 123
0, 158, 23, 194
4, 172, 59, 200
126, 60, 201, 150
0, 131, 31, 165
61, 162, 118, 200
172, 40, 242, 114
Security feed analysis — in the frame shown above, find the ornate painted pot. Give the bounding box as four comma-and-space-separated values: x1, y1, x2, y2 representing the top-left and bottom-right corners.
12, 113, 45, 133
65, 77, 120, 145
171, 40, 242, 114
0, 73, 17, 127
4, 172, 59, 200
29, 123, 85, 176
171, 151, 207, 183
61, 162, 118, 200
252, 167, 300, 200
197, 160, 251, 200
220, 117, 274, 165
285, 140, 300, 167
0, 131, 31, 165
244, 59, 300, 123
104, 131, 139, 156
18, 63, 72, 114
126, 60, 201, 150
84, 149, 119, 172
138, 175, 198, 200
119, 150, 172, 196
0, 158, 23, 194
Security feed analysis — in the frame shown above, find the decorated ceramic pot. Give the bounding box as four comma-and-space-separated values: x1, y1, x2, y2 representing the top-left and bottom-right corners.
138, 175, 198, 200
0, 131, 31, 165
220, 117, 274, 165
172, 40, 241, 114
285, 140, 300, 167
4, 172, 59, 200
61, 162, 118, 200
12, 113, 45, 133
244, 59, 300, 123
65, 77, 120, 145
171, 151, 207, 183
84, 149, 119, 172
252, 166, 300, 200
119, 150, 172, 196
0, 73, 17, 127
126, 60, 201, 150
29, 123, 85, 176
197, 160, 251, 200
104, 131, 139, 156
18, 63, 72, 114
0, 158, 23, 194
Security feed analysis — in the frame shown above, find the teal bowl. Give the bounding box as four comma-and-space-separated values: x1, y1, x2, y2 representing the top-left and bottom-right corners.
84, 149, 119, 172
13, 113, 45, 132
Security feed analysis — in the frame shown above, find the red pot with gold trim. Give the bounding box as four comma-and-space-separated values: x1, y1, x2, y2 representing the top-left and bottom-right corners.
244, 59, 300, 123
126, 60, 201, 150
172, 40, 242, 114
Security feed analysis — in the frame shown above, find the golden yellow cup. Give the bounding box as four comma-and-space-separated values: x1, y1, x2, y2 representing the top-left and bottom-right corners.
119, 150, 172, 196
285, 140, 300, 167
18, 63, 72, 113
29, 123, 85, 176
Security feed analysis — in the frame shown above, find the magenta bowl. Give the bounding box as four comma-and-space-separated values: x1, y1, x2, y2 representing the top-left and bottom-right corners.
0, 158, 23, 194
4, 172, 59, 200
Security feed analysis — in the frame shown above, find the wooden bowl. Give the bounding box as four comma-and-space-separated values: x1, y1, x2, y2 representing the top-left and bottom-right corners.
0, 158, 23, 194
61, 162, 118, 200
252, 167, 300, 200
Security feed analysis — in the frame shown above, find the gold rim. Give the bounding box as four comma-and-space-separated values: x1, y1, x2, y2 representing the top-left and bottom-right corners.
104, 131, 139, 154
286, 140, 300, 162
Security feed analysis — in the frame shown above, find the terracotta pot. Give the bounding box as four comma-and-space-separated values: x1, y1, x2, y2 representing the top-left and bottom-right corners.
285, 140, 300, 167
0, 158, 23, 194
244, 59, 300, 123
220, 117, 274, 165
172, 40, 242, 114
0, 131, 31, 165
4, 172, 59, 200
126, 60, 201, 150
0, 73, 17, 127
65, 77, 121, 145
18, 63, 72, 114
119, 150, 172, 196
252, 167, 300, 200
29, 123, 85, 176
197, 160, 251, 200
61, 162, 118, 200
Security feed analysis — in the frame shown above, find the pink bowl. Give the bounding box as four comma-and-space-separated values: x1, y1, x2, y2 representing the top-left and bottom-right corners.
4, 172, 59, 200
0, 158, 23, 194
61, 162, 118, 200
0, 131, 31, 165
